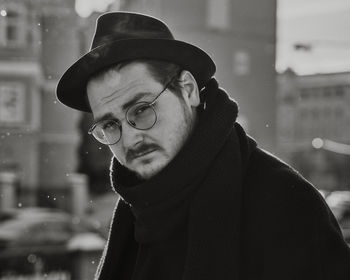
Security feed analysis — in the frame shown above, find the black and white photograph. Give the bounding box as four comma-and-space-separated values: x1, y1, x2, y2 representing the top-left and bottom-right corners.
0, 0, 350, 279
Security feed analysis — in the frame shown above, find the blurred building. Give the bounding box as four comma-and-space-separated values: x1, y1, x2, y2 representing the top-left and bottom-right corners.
0, 207, 104, 279
0, 0, 82, 206
0, 1, 105, 279
277, 70, 350, 191
106, 0, 278, 151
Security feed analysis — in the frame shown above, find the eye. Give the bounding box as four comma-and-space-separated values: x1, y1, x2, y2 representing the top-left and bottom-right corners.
134, 104, 151, 116
102, 120, 119, 131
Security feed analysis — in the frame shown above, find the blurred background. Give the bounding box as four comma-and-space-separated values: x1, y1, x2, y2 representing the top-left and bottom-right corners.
0, 0, 349, 279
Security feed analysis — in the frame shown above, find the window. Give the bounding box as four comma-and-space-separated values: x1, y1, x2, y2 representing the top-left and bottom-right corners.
233, 50, 250, 76
300, 89, 309, 100
335, 107, 343, 118
0, 82, 26, 125
323, 87, 332, 98
335, 86, 344, 97
206, 0, 230, 30
311, 108, 319, 120
0, 4, 26, 47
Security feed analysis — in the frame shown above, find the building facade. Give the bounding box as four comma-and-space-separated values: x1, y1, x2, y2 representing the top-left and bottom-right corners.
277, 70, 350, 191
0, 0, 82, 206
0, 2, 105, 279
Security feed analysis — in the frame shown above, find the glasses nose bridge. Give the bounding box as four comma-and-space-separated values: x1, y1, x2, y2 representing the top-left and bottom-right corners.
119, 116, 145, 146
114, 116, 136, 138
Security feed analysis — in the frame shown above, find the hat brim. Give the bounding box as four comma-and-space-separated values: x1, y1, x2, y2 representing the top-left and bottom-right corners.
56, 38, 216, 112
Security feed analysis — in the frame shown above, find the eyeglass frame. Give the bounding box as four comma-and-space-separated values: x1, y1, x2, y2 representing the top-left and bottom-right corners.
88, 75, 178, 146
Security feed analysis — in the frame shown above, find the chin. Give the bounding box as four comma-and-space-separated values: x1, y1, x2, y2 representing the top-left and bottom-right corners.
133, 158, 168, 180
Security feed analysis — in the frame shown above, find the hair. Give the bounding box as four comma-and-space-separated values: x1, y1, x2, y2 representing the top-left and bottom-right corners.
139, 59, 184, 96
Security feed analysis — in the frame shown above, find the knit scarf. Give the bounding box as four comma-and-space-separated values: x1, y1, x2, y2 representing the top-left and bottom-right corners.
95, 78, 257, 280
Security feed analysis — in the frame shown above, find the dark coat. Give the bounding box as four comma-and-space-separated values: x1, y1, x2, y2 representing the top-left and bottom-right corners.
97, 146, 350, 280
240, 148, 350, 279
96, 78, 350, 279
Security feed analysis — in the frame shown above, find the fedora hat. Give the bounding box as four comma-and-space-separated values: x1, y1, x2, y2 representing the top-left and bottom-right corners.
56, 12, 216, 112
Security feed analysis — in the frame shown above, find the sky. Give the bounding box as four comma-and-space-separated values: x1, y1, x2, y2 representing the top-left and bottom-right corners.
277, 0, 350, 74
75, 0, 116, 18
75, 0, 350, 75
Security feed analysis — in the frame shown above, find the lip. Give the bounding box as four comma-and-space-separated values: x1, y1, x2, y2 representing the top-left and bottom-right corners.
133, 148, 158, 160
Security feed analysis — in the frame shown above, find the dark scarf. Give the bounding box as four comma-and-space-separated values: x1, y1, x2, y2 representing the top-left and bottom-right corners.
96, 78, 257, 280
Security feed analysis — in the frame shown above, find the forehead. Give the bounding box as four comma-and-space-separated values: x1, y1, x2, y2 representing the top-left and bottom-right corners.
86, 62, 156, 113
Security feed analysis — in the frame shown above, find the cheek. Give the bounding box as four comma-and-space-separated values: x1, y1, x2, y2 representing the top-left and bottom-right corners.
155, 105, 189, 146
153, 108, 180, 140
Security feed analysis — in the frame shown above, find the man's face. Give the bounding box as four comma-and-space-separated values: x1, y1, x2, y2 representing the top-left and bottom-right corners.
87, 62, 199, 179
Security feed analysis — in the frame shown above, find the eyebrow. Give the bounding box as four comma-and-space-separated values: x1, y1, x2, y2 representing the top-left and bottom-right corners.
92, 91, 152, 125
93, 112, 117, 125
121, 91, 152, 111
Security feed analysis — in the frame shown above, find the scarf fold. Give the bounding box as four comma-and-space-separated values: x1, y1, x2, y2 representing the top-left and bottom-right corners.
96, 77, 257, 280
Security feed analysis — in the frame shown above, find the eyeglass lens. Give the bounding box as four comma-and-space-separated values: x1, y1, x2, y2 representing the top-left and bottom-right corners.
94, 120, 121, 145
126, 102, 157, 129
92, 103, 157, 145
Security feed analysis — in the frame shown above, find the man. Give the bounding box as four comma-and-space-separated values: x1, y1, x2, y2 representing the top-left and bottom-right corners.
57, 12, 350, 280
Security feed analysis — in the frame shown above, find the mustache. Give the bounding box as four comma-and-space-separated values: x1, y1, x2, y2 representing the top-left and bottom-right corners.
126, 143, 161, 162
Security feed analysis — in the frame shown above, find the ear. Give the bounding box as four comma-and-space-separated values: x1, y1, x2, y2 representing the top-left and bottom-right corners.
179, 70, 200, 108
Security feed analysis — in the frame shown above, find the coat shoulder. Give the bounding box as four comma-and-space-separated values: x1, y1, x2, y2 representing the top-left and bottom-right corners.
244, 147, 333, 226
245, 148, 323, 204
241, 148, 350, 279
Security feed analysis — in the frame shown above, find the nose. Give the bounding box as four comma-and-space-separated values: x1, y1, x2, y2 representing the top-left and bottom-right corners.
119, 120, 144, 150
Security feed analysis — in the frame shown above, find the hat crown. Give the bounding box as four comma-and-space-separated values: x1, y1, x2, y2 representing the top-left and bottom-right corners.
91, 12, 174, 50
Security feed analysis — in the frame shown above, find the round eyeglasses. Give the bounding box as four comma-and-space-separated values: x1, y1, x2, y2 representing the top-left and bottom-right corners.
88, 77, 176, 145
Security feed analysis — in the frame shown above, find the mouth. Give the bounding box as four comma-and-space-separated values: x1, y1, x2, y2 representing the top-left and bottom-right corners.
127, 146, 159, 163
133, 148, 157, 159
